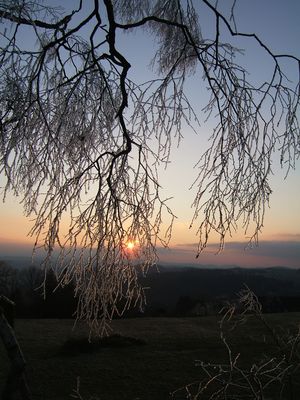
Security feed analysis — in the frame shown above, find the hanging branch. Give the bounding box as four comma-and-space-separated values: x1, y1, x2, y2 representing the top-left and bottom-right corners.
0, 0, 299, 332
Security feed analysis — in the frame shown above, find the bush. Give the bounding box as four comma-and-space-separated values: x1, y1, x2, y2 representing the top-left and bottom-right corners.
172, 287, 300, 400
60, 333, 147, 356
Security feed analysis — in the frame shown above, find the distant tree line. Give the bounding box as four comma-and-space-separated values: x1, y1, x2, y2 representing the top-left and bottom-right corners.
141, 267, 300, 317
1, 261, 300, 319
0, 260, 76, 318
174, 294, 300, 317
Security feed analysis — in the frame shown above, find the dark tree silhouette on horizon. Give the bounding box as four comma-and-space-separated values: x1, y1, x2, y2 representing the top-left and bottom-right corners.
0, 0, 299, 332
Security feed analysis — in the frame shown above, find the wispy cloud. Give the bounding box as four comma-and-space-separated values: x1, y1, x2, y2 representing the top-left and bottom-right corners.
269, 233, 300, 240
158, 239, 300, 268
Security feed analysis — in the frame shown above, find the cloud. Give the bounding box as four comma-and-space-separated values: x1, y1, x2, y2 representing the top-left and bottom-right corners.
1, 238, 299, 269
270, 233, 300, 240
241, 240, 300, 260
158, 240, 300, 268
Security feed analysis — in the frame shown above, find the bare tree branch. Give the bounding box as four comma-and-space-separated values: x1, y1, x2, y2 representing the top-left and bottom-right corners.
0, 0, 299, 332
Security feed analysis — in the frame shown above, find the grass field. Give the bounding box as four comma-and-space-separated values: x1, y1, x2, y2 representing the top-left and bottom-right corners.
1, 313, 300, 399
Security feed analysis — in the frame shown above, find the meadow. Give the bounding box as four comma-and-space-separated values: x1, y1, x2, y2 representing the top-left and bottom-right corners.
1, 313, 300, 400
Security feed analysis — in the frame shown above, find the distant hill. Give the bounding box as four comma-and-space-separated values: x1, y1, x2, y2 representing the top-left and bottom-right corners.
138, 265, 300, 315
2, 255, 300, 318
0, 255, 42, 269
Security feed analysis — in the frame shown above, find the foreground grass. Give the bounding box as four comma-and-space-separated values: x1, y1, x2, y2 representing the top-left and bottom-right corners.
1, 314, 300, 399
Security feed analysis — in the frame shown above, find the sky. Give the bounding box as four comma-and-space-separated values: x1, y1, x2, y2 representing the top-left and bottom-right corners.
0, 0, 299, 268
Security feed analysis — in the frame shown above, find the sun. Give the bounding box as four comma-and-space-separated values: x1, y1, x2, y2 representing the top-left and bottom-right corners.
126, 241, 135, 250
123, 239, 139, 254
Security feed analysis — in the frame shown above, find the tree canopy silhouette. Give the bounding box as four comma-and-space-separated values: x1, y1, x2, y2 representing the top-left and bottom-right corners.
0, 0, 299, 332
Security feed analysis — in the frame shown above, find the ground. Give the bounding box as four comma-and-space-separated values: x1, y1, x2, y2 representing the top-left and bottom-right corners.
1, 314, 300, 399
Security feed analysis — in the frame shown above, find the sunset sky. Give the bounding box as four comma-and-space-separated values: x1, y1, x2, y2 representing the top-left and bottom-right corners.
0, 0, 299, 268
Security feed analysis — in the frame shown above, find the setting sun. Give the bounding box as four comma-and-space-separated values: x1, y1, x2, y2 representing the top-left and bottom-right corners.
126, 241, 135, 250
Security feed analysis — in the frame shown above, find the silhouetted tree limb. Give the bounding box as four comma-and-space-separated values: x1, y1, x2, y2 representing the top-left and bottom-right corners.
0, 0, 299, 331
0, 296, 32, 400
